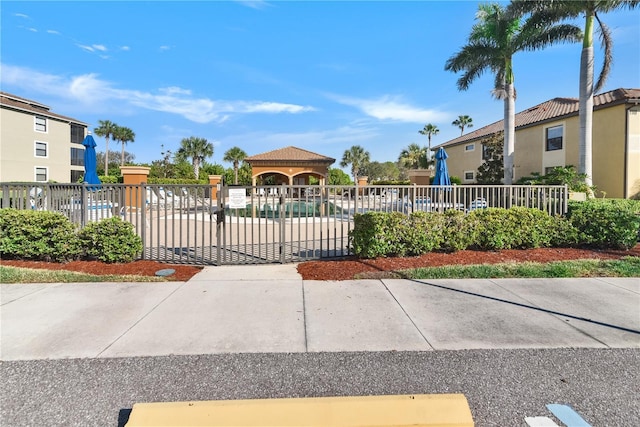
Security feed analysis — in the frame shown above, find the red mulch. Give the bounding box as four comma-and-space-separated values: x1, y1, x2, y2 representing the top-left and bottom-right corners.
2, 245, 639, 282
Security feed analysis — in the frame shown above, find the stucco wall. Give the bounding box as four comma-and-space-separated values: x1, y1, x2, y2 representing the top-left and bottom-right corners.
0, 108, 84, 183
442, 141, 484, 183
626, 106, 640, 199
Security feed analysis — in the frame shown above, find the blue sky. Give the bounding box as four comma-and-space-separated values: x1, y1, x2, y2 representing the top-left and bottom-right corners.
2, 1, 639, 172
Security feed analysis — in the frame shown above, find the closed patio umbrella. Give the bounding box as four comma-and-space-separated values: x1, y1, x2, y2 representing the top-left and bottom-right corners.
82, 133, 102, 187
432, 147, 451, 186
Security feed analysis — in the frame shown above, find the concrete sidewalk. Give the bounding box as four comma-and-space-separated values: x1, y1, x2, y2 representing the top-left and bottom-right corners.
1, 264, 639, 360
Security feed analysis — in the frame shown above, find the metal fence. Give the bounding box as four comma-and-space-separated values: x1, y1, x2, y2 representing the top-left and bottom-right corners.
1, 182, 568, 265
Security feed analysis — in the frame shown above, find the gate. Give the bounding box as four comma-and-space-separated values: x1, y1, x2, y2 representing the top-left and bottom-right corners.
216, 184, 354, 264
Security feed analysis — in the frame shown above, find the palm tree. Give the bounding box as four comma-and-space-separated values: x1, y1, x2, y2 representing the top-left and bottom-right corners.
223, 146, 248, 185
511, 0, 639, 190
398, 143, 427, 170
113, 126, 135, 167
445, 3, 581, 184
94, 120, 118, 175
452, 115, 474, 136
340, 145, 370, 184
418, 124, 439, 166
176, 136, 214, 180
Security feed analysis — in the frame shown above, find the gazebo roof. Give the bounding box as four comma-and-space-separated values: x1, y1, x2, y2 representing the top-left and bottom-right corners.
245, 146, 335, 164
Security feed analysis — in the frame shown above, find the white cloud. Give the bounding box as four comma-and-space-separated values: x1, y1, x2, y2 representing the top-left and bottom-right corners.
329, 94, 450, 123
159, 45, 171, 51
27, 27, 37, 32
234, 0, 271, 10
77, 44, 95, 52
0, 63, 315, 124
47, 29, 60, 35
92, 44, 107, 52
14, 13, 29, 19
223, 122, 378, 150
120, 46, 130, 51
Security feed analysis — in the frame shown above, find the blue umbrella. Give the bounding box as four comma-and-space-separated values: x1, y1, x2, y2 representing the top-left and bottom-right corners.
432, 147, 451, 186
82, 134, 102, 187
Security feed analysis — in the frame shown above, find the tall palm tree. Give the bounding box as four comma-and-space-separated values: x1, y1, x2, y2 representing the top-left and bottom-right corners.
398, 143, 427, 170
445, 3, 581, 184
418, 124, 439, 166
113, 126, 135, 167
452, 115, 474, 136
223, 146, 248, 185
94, 120, 118, 175
511, 0, 639, 190
340, 145, 371, 184
176, 136, 214, 180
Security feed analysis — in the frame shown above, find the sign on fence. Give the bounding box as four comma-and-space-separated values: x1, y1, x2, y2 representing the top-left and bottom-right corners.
228, 188, 246, 209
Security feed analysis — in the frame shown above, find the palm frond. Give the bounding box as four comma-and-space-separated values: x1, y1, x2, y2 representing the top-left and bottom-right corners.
594, 13, 613, 93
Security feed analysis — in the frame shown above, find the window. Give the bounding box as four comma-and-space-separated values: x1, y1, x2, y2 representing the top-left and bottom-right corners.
464, 171, 474, 181
35, 116, 47, 133
35, 167, 48, 182
71, 147, 84, 166
71, 124, 85, 144
35, 141, 48, 157
482, 144, 490, 160
465, 144, 475, 151
546, 125, 563, 151
71, 170, 84, 183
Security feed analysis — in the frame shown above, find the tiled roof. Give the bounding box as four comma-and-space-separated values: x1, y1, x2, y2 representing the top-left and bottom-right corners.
0, 91, 87, 126
245, 146, 336, 163
439, 88, 640, 148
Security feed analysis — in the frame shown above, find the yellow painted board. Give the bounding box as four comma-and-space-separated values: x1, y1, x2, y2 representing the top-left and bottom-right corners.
125, 394, 474, 427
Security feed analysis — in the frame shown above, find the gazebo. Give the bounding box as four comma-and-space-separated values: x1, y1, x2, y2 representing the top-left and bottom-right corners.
245, 146, 335, 187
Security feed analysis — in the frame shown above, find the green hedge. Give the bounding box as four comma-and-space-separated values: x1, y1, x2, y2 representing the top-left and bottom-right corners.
349, 207, 582, 259
0, 209, 143, 263
0, 210, 81, 262
567, 199, 640, 249
78, 217, 143, 263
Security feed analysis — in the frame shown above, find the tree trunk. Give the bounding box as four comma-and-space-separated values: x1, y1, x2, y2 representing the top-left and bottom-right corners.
121, 142, 125, 167
104, 138, 109, 176
579, 46, 594, 190
503, 83, 515, 185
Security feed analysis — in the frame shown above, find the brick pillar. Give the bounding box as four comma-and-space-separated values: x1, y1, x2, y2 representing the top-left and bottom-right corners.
357, 176, 368, 196
208, 175, 222, 201
120, 166, 150, 209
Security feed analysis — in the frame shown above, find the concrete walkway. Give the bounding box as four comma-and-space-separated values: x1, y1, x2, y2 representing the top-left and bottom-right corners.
1, 264, 639, 360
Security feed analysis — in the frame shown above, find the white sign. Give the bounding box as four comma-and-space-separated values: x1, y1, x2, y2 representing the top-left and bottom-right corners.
228, 188, 246, 209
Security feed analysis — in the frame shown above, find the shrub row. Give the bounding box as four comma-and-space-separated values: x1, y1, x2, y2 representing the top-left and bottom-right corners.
567, 199, 640, 249
350, 204, 639, 259
0, 209, 142, 263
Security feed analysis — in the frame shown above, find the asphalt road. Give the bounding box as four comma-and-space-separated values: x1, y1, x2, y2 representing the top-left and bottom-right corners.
1, 348, 638, 427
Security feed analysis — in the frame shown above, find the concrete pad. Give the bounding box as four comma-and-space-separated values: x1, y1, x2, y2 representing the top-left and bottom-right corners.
102, 280, 305, 357
382, 279, 606, 350
1, 283, 51, 305
489, 278, 640, 348
594, 277, 640, 294
190, 264, 302, 281
1, 282, 184, 360
303, 280, 432, 352
125, 394, 474, 427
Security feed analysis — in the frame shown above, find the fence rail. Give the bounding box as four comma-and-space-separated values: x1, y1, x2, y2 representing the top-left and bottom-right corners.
1, 182, 568, 265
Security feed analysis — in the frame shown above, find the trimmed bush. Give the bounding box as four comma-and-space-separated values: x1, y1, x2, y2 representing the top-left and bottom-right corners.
567, 200, 640, 249
441, 209, 479, 252
403, 212, 445, 256
350, 212, 405, 258
78, 217, 143, 263
0, 209, 81, 262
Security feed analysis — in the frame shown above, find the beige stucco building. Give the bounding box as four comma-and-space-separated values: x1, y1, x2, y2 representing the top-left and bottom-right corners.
0, 92, 88, 183
438, 88, 640, 199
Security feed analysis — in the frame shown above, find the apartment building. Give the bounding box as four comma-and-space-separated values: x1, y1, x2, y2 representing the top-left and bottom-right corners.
0, 92, 88, 183
438, 88, 640, 199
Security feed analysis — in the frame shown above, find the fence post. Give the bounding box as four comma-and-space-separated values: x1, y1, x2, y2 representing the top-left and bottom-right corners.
280, 183, 286, 263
